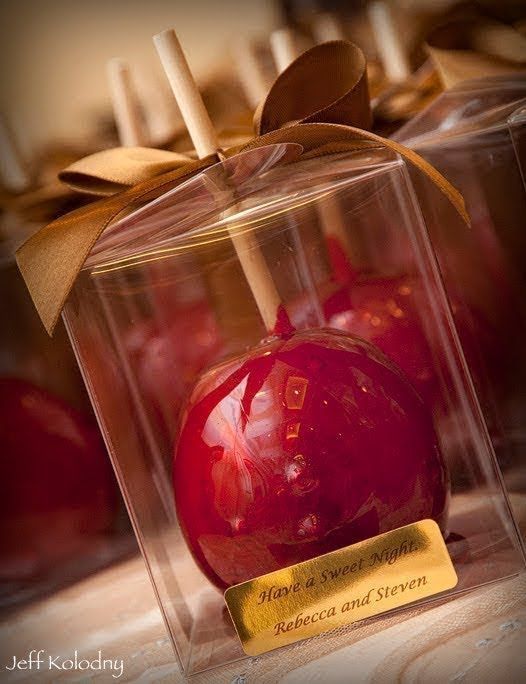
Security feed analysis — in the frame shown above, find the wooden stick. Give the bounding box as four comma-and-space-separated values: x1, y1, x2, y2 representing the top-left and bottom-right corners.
153, 31, 218, 159
367, 1, 411, 83
0, 113, 32, 192
269, 28, 297, 73
153, 29, 282, 333
107, 59, 149, 147
312, 13, 346, 43
233, 37, 269, 109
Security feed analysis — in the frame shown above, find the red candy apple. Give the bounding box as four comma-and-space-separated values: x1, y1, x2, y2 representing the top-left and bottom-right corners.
0, 378, 116, 577
173, 328, 449, 589
325, 276, 438, 403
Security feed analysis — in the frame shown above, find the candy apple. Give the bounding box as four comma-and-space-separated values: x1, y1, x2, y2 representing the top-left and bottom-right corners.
173, 328, 449, 589
0, 378, 116, 576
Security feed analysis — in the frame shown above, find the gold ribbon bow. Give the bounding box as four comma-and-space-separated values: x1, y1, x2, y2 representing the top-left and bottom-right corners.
60, 147, 194, 196
17, 40, 469, 336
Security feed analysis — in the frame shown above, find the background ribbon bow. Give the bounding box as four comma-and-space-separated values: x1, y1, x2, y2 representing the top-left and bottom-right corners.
426, 3, 526, 88
17, 40, 468, 335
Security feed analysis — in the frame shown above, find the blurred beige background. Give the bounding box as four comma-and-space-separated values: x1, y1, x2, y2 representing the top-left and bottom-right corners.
0, 0, 278, 150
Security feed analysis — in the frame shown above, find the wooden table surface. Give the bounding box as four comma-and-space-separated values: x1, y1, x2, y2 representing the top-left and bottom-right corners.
1, 495, 525, 684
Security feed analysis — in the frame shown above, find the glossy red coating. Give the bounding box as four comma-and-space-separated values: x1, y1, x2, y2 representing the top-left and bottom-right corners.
173, 328, 449, 589
326, 276, 438, 403
0, 378, 116, 575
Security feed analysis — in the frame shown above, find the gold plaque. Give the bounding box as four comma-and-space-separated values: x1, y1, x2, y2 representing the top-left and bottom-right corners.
224, 519, 457, 656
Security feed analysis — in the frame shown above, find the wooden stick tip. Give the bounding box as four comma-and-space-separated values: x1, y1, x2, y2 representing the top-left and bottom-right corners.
106, 58, 128, 81
153, 28, 178, 48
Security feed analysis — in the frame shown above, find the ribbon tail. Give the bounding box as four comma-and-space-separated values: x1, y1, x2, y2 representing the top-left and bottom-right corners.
16, 157, 213, 335
344, 128, 470, 226
16, 193, 133, 335
243, 124, 470, 227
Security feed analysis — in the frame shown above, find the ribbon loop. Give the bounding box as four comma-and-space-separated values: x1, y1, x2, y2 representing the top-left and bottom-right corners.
256, 41, 372, 135
59, 146, 193, 196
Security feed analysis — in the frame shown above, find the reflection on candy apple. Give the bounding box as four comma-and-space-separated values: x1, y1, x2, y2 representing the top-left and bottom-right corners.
0, 378, 116, 576
174, 328, 449, 589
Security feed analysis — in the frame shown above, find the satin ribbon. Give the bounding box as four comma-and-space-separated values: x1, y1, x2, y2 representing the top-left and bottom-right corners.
426, 5, 526, 88
16, 40, 468, 335
60, 147, 194, 196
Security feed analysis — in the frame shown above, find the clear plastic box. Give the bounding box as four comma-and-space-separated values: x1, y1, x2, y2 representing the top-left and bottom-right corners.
509, 103, 526, 190
0, 218, 133, 610
395, 78, 526, 536
61, 143, 524, 679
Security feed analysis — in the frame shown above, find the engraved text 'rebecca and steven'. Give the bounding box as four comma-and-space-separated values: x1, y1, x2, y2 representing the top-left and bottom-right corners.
224, 520, 458, 656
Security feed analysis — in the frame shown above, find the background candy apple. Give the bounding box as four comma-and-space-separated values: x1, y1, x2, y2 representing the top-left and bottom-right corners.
0, 378, 116, 577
